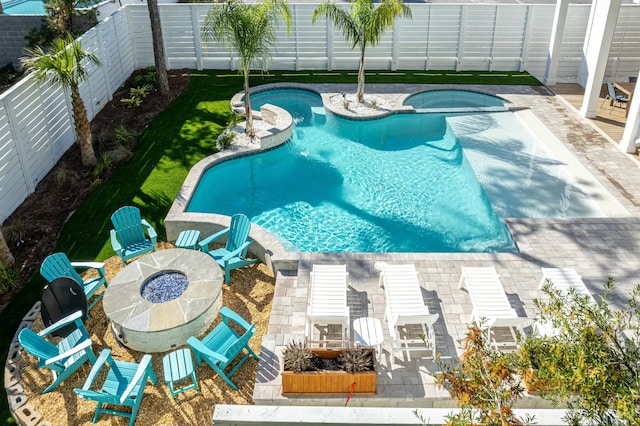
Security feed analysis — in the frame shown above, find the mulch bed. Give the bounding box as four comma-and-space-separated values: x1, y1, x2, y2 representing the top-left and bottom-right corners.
18, 243, 275, 425
0, 69, 191, 312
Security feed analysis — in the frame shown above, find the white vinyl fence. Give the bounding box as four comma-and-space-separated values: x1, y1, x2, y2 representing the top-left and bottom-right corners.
2, 2, 640, 224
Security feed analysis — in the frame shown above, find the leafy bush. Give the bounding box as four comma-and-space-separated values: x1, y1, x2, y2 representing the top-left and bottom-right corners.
0, 261, 20, 294
133, 66, 157, 87
530, 278, 640, 424
53, 163, 82, 187
217, 129, 236, 151
436, 323, 531, 425
2, 217, 27, 246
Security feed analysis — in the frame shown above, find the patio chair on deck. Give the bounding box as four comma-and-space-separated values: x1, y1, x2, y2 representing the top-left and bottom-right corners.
198, 213, 258, 284
305, 264, 350, 346
110, 206, 157, 266
603, 82, 628, 113
40, 252, 108, 313
377, 262, 439, 361
19, 310, 96, 394
458, 266, 531, 349
535, 267, 595, 337
187, 306, 257, 390
75, 349, 157, 426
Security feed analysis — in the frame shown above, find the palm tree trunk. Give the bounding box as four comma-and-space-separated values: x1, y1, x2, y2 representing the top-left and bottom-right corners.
0, 230, 14, 266
70, 84, 97, 166
147, 0, 170, 97
243, 69, 255, 137
357, 45, 366, 103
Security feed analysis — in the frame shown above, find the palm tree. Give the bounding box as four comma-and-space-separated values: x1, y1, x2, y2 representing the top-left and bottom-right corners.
201, 0, 291, 137
312, 0, 411, 103
147, 0, 169, 97
21, 36, 101, 166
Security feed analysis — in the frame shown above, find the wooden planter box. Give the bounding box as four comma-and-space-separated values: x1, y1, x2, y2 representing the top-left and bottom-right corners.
281, 348, 377, 395
523, 368, 558, 395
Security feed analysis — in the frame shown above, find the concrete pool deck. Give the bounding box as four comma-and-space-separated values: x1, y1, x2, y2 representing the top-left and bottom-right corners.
248, 84, 640, 408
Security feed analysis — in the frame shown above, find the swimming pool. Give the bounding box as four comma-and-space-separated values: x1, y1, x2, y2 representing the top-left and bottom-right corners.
2, 0, 99, 14
2, 0, 46, 14
187, 89, 517, 253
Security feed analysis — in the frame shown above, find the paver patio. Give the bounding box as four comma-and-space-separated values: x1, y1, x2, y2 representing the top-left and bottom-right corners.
252, 85, 640, 408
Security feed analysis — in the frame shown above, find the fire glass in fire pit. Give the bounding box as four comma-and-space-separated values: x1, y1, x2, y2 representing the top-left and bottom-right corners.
141, 271, 188, 303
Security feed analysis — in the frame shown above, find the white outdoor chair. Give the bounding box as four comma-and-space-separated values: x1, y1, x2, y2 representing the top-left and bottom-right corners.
305, 264, 350, 346
377, 263, 439, 361
458, 266, 531, 349
536, 267, 595, 337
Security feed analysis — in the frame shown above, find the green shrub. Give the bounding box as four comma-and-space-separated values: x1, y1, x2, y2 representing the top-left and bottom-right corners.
217, 130, 236, 150
0, 261, 20, 294
2, 217, 27, 245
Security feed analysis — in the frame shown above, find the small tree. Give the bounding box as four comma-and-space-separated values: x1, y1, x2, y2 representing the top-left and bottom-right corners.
21, 36, 101, 166
201, 0, 291, 137
146, 0, 169, 97
436, 323, 532, 425
531, 278, 640, 425
311, 0, 411, 103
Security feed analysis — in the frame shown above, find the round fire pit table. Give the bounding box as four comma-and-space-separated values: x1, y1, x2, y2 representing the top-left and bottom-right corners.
103, 248, 222, 353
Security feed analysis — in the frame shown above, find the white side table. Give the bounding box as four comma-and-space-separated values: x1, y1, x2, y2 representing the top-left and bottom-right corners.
353, 317, 384, 363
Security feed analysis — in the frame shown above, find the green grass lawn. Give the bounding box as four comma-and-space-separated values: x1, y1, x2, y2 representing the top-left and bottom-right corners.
0, 69, 540, 423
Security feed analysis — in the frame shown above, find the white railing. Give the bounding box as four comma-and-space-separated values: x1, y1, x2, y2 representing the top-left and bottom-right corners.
2, 2, 640, 223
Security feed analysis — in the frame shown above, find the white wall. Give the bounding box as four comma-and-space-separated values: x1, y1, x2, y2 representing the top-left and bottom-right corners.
2, 2, 640, 224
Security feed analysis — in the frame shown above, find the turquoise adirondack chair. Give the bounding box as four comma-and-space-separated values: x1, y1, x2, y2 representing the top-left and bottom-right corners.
40, 252, 108, 312
187, 306, 258, 390
18, 310, 96, 394
75, 349, 157, 426
110, 206, 157, 266
198, 214, 258, 284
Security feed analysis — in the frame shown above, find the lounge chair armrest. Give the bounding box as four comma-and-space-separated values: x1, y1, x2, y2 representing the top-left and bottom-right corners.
44, 339, 93, 365
141, 219, 157, 244
70, 261, 107, 281
74, 389, 106, 400
81, 349, 112, 390
198, 228, 230, 252
120, 354, 154, 403
187, 337, 229, 364
220, 306, 253, 331
39, 310, 84, 337
70, 261, 105, 270
220, 240, 252, 263
110, 229, 123, 254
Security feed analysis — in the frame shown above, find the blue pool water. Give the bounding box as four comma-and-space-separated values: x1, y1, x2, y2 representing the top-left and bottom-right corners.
405, 89, 508, 109
2, 0, 45, 14
187, 89, 517, 253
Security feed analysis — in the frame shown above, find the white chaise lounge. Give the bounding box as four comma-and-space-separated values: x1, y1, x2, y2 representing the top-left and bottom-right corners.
539, 267, 594, 302
536, 267, 595, 337
377, 263, 439, 361
305, 264, 350, 346
458, 266, 531, 349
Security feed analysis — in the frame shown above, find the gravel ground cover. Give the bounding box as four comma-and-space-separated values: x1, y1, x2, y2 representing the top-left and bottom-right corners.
17, 243, 275, 425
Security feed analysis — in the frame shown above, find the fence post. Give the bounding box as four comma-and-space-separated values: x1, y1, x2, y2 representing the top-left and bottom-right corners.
456, 5, 466, 71
327, 20, 334, 72
97, 25, 113, 102
391, 17, 399, 71
192, 4, 203, 71
520, 5, 532, 72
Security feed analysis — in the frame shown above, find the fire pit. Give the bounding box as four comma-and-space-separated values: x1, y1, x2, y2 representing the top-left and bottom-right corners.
103, 248, 222, 353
